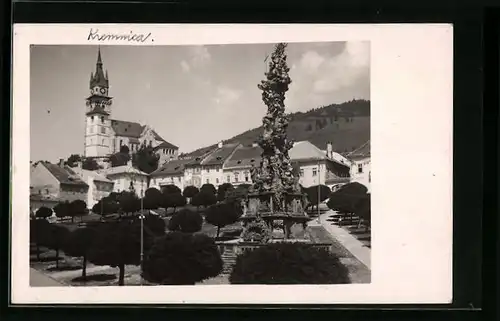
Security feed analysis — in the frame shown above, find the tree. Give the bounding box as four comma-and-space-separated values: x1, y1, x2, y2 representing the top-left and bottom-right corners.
336, 182, 368, 196
216, 183, 234, 202
167, 208, 203, 233
191, 191, 217, 211
63, 227, 97, 281
109, 151, 131, 167
44, 225, 71, 269
327, 183, 369, 225
118, 191, 141, 215
200, 183, 216, 196
161, 184, 182, 195
120, 145, 130, 154
164, 192, 186, 214
65, 154, 81, 167
229, 242, 350, 284
353, 194, 370, 230
87, 220, 141, 286
30, 219, 51, 261
132, 144, 160, 186
143, 187, 162, 210
53, 201, 70, 220
305, 185, 331, 212
133, 214, 167, 252
183, 185, 199, 202
82, 157, 101, 171
35, 206, 52, 219
92, 196, 119, 217
142, 232, 223, 285
69, 199, 88, 223
204, 203, 242, 238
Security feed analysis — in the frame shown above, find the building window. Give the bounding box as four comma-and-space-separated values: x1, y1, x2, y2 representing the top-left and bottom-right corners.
300, 169, 304, 177
216, 178, 219, 184
244, 171, 249, 182
91, 116, 94, 122
101, 116, 104, 123
101, 127, 106, 134
120, 139, 123, 147
227, 175, 230, 183
206, 179, 209, 184
358, 163, 363, 173
234, 172, 239, 183
369, 171, 371, 182
102, 139, 105, 145
312, 168, 317, 176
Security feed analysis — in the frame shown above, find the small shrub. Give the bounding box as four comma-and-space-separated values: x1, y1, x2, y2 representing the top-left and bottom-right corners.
142, 232, 223, 285
229, 242, 350, 284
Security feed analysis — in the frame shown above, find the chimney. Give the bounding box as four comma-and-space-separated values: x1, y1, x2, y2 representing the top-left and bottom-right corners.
218, 141, 223, 148
58, 158, 65, 167
327, 142, 333, 158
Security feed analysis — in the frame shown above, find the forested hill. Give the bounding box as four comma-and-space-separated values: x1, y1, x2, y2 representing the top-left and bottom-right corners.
182, 99, 370, 157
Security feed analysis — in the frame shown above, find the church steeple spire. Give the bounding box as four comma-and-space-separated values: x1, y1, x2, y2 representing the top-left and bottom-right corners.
90, 47, 109, 89
97, 46, 103, 65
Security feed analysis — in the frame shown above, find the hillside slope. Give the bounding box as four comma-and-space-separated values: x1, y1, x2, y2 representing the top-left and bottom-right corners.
182, 99, 370, 157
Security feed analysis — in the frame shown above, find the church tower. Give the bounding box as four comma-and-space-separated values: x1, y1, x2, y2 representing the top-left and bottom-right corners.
85, 47, 113, 158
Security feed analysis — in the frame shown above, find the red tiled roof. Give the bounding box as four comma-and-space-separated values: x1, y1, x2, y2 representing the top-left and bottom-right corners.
201, 143, 240, 166
42, 162, 88, 187
224, 145, 262, 169
110, 120, 144, 138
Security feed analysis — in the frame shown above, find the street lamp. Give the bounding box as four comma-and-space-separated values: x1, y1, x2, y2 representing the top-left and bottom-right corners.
139, 184, 145, 286
317, 159, 321, 224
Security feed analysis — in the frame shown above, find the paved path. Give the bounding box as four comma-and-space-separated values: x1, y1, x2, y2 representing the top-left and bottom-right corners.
30, 268, 66, 287
319, 210, 371, 269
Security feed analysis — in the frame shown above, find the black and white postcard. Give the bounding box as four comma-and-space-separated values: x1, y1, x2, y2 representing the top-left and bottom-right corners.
12, 24, 453, 304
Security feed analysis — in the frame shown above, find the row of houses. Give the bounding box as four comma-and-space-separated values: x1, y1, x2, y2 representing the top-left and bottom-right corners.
148, 140, 355, 191
30, 140, 370, 212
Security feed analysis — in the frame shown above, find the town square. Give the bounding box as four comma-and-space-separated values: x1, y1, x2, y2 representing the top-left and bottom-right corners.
29, 42, 371, 286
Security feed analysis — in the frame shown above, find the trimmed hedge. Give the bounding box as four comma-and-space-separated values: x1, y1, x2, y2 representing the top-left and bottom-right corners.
229, 242, 350, 284
142, 231, 223, 285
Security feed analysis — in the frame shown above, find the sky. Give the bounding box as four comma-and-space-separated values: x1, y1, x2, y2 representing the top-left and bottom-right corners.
30, 41, 370, 163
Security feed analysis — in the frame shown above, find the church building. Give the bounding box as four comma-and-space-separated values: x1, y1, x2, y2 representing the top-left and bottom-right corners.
84, 48, 179, 165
